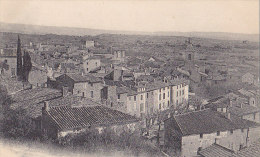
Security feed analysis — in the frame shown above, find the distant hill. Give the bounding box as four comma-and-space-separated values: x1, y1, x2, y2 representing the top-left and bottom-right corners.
0, 22, 258, 42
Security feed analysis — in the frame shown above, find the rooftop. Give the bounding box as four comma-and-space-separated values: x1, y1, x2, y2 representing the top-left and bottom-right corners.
45, 105, 140, 131
232, 138, 260, 157
59, 73, 103, 83
198, 143, 234, 157
166, 109, 259, 136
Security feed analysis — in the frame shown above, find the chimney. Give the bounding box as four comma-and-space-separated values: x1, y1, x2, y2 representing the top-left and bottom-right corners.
62, 86, 69, 97
229, 99, 233, 107
43, 101, 50, 111
227, 112, 231, 119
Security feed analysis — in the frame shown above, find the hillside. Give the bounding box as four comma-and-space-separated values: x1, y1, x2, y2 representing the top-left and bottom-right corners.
0, 22, 258, 42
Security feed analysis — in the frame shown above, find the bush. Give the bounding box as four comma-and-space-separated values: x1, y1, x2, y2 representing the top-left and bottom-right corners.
59, 127, 163, 156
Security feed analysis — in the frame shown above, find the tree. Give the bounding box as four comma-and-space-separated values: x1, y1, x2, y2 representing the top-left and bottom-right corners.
22, 50, 32, 82
16, 35, 23, 80
1, 107, 33, 139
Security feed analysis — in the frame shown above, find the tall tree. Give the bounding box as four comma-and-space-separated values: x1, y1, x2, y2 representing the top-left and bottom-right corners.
22, 50, 32, 82
16, 35, 23, 80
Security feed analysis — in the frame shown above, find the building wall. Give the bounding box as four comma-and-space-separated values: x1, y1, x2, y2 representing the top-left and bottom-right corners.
28, 69, 48, 87
83, 59, 100, 73
57, 121, 139, 139
126, 82, 189, 117
0, 57, 17, 77
242, 112, 260, 123
171, 84, 189, 108
181, 129, 248, 157
73, 82, 103, 102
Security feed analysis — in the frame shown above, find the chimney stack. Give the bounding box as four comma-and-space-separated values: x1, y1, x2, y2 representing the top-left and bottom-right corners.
227, 112, 231, 120
43, 101, 50, 111
229, 99, 233, 107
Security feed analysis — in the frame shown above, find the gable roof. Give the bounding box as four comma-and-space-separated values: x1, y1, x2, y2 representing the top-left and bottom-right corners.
10, 87, 62, 118
166, 109, 259, 136
62, 73, 102, 83
45, 105, 140, 131
229, 105, 260, 117
198, 143, 234, 157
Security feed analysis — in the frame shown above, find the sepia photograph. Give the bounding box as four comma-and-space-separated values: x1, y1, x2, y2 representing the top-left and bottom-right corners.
0, 0, 259, 156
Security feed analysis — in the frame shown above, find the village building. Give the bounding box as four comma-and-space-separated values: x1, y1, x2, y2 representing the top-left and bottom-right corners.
82, 56, 101, 73
126, 78, 189, 117
164, 109, 260, 157
241, 72, 259, 86
0, 48, 17, 77
54, 73, 104, 102
198, 137, 260, 157
28, 66, 48, 88
41, 104, 140, 139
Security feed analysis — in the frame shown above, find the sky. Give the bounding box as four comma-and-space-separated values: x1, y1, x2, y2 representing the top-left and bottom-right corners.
0, 0, 259, 34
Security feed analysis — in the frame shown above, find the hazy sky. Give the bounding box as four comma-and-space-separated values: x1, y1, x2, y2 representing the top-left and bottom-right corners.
0, 0, 259, 34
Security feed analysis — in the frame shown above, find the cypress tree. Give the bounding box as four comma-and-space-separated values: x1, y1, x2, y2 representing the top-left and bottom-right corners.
22, 50, 32, 82
16, 35, 23, 80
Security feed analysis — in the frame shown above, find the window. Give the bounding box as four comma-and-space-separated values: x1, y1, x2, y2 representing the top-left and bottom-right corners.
177, 92, 178, 97
159, 104, 161, 110
140, 103, 144, 112
168, 101, 170, 107
159, 94, 161, 100
230, 130, 233, 134
151, 92, 153, 95
118, 94, 120, 99
160, 89, 161, 92
147, 93, 149, 98
86, 62, 88, 65
179, 91, 181, 96
82, 92, 85, 97
176, 100, 178, 105
90, 83, 93, 87
95, 62, 97, 66
182, 90, 184, 95
200, 133, 203, 138
129, 97, 131, 101
87, 68, 89, 71
217, 131, 220, 136
163, 93, 165, 99
91, 91, 94, 98
134, 96, 136, 101
241, 129, 244, 133
168, 92, 169, 97
141, 95, 143, 100
253, 113, 256, 120
177, 85, 178, 89
163, 102, 165, 108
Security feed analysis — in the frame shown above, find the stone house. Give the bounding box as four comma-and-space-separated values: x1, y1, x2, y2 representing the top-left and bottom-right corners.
41, 104, 140, 139
83, 56, 101, 73
54, 73, 104, 102
126, 78, 189, 117
164, 109, 260, 157
0, 48, 17, 77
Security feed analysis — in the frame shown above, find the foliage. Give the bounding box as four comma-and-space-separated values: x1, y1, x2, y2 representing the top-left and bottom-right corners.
22, 51, 32, 82
1, 107, 33, 139
59, 127, 162, 156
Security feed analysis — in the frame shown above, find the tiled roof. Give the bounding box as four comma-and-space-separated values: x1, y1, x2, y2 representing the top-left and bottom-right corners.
229, 105, 259, 117
232, 139, 260, 157
45, 105, 140, 130
65, 73, 102, 83
10, 87, 62, 118
205, 97, 230, 108
198, 143, 234, 157
167, 109, 259, 136
48, 95, 100, 107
